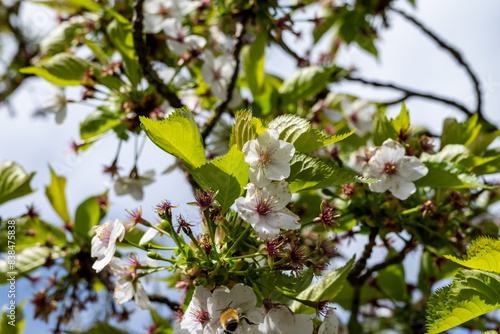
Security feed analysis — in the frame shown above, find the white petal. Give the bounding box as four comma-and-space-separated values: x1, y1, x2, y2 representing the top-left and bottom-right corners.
380, 139, 405, 162
134, 282, 151, 310
243, 140, 261, 166
264, 160, 291, 181
228, 283, 257, 313
273, 140, 295, 163
399, 156, 428, 181
167, 39, 189, 55
265, 208, 300, 231
264, 181, 292, 209
253, 220, 280, 239
186, 34, 207, 50
257, 129, 280, 151
368, 174, 389, 193
114, 278, 134, 304
139, 227, 160, 245
249, 165, 271, 188
388, 179, 416, 200
318, 310, 340, 334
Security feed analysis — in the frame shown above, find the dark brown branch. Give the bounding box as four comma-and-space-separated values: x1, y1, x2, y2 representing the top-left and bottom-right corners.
348, 227, 379, 282
201, 21, 247, 142
344, 75, 473, 117
132, 0, 183, 108
392, 7, 483, 117
148, 294, 181, 310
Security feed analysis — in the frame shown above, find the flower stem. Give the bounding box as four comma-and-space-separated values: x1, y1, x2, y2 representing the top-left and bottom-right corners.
223, 224, 253, 260
225, 252, 263, 261
186, 232, 210, 261
204, 211, 221, 261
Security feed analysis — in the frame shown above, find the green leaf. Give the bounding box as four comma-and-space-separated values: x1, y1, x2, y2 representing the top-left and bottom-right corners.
0, 246, 63, 283
269, 114, 355, 152
420, 144, 471, 164
39, 20, 81, 57
0, 161, 36, 206
229, 110, 258, 150
288, 153, 377, 192
106, 17, 140, 86
80, 108, 121, 141
74, 195, 102, 240
257, 268, 314, 304
289, 255, 355, 314
426, 269, 500, 334
279, 66, 335, 105
192, 146, 249, 213
19, 53, 90, 86
83, 38, 110, 65
140, 108, 206, 171
242, 33, 266, 97
45, 166, 70, 222
444, 237, 500, 274
0, 217, 66, 252
389, 102, 410, 133
373, 111, 398, 146
441, 114, 482, 149
414, 161, 495, 189
377, 249, 407, 301
0, 303, 25, 334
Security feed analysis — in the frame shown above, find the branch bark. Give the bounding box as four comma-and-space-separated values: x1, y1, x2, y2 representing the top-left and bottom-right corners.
132, 0, 184, 108
148, 294, 181, 310
201, 21, 247, 142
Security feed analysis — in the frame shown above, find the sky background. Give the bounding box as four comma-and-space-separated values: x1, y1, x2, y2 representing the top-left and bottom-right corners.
1, 0, 500, 333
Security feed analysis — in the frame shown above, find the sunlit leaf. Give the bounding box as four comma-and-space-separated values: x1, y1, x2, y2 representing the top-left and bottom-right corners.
0, 161, 36, 206
45, 167, 70, 223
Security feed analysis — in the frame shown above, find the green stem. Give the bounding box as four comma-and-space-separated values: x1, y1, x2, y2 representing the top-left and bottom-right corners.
122, 238, 145, 250
186, 232, 209, 260
223, 224, 253, 260
139, 266, 170, 277
225, 252, 264, 261
401, 206, 420, 215
204, 211, 221, 261
145, 245, 178, 251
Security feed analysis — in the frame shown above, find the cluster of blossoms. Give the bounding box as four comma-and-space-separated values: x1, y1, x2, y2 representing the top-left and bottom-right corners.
349, 139, 428, 200
173, 283, 339, 334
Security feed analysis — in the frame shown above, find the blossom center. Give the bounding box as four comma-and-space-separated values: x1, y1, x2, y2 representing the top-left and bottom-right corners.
213, 68, 223, 80
255, 195, 276, 216
94, 224, 112, 246
384, 162, 398, 176
258, 147, 276, 166
191, 307, 210, 324
175, 31, 186, 42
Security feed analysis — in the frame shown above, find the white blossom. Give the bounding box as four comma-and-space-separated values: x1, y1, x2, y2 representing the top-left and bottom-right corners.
235, 181, 300, 239
368, 139, 428, 200
139, 226, 160, 246
201, 50, 235, 100
143, 0, 185, 34
242, 128, 295, 187
114, 170, 155, 200
163, 18, 206, 55
41, 86, 67, 124
317, 310, 340, 334
205, 283, 263, 334
257, 307, 313, 334
341, 99, 376, 136
173, 285, 212, 334
109, 257, 151, 310
91, 219, 125, 272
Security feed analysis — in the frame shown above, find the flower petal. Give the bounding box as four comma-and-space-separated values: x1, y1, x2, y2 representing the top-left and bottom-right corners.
134, 282, 151, 310
249, 165, 271, 187
388, 179, 416, 200
264, 160, 291, 181
399, 156, 428, 181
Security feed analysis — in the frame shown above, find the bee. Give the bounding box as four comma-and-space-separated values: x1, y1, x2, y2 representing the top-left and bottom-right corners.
219, 303, 256, 333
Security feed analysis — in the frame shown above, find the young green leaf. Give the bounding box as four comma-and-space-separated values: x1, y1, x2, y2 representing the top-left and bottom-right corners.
444, 237, 500, 274
269, 114, 355, 152
0, 161, 36, 206
74, 195, 104, 240
288, 153, 377, 193
389, 102, 410, 134
39, 20, 82, 58
80, 107, 122, 142
0, 302, 25, 334
414, 161, 495, 189
140, 108, 206, 171
45, 167, 71, 223
242, 33, 266, 97
229, 110, 257, 150
289, 255, 356, 314
192, 146, 249, 213
279, 66, 335, 106
426, 269, 500, 334
441, 114, 482, 149
372, 111, 398, 146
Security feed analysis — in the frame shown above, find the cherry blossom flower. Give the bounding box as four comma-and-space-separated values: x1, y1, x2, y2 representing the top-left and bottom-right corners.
257, 307, 313, 334
342, 99, 376, 136
201, 50, 235, 100
317, 309, 340, 334
109, 257, 151, 310
114, 170, 155, 200
367, 139, 428, 200
172, 285, 213, 334
139, 225, 160, 246
143, 0, 186, 34
204, 283, 263, 334
163, 19, 207, 56
91, 219, 125, 272
41, 86, 67, 124
242, 128, 295, 187
235, 181, 300, 239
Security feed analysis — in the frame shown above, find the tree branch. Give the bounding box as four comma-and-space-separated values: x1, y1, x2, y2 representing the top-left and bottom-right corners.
344, 75, 473, 117
132, 0, 183, 108
347, 227, 379, 282
392, 7, 483, 117
148, 294, 181, 310
201, 21, 246, 142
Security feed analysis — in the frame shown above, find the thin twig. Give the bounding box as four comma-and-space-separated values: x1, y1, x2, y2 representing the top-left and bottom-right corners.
148, 294, 181, 310
347, 227, 379, 282
392, 7, 482, 117
345, 75, 473, 117
132, 0, 183, 108
201, 21, 247, 142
